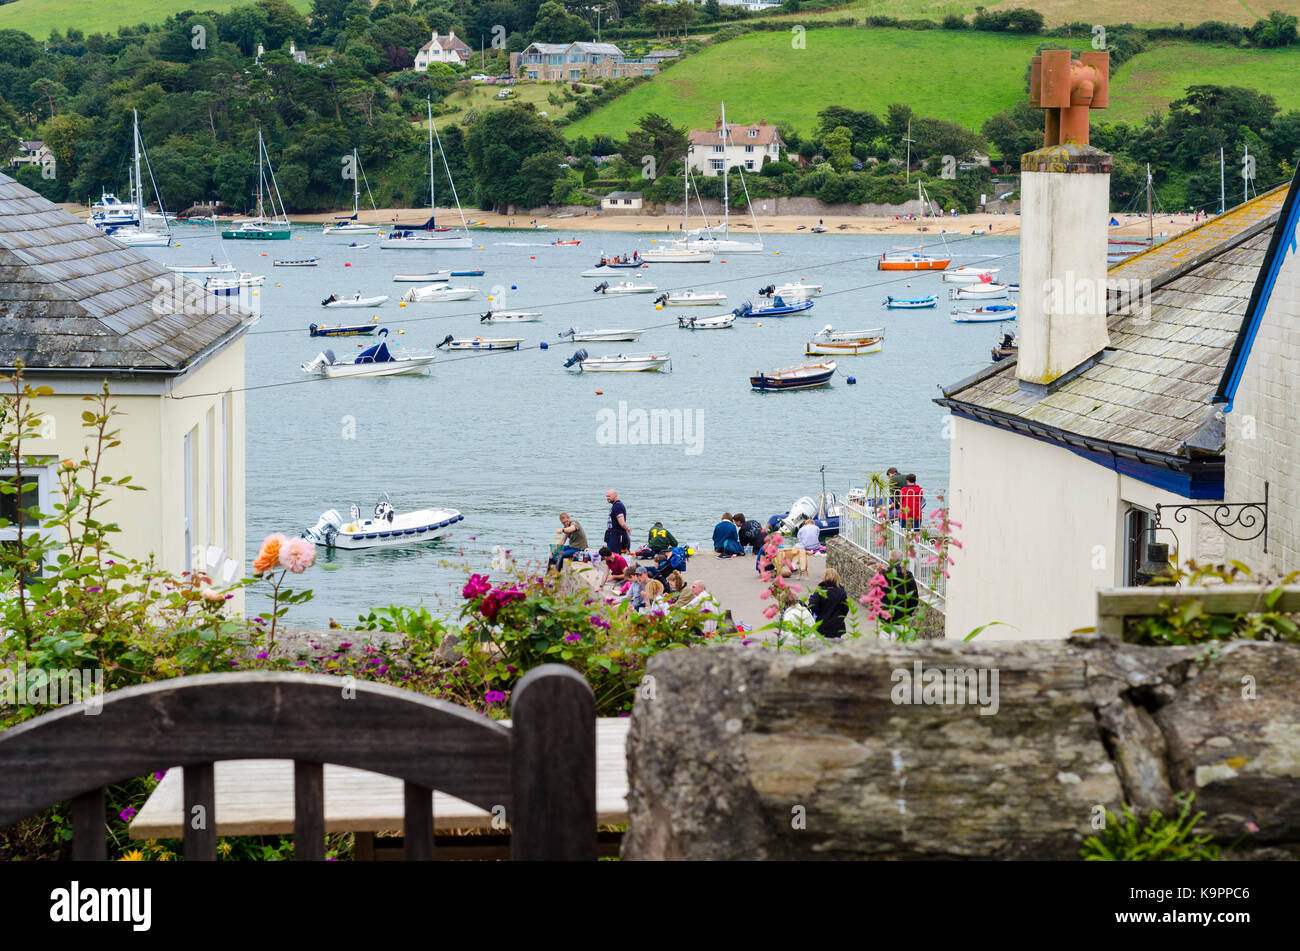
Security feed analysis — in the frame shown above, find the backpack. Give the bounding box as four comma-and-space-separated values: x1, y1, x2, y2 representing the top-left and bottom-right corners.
667, 546, 689, 571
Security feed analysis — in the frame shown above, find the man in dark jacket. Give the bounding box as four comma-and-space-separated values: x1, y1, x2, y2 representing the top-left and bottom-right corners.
807, 568, 850, 638
882, 550, 920, 622
733, 513, 764, 555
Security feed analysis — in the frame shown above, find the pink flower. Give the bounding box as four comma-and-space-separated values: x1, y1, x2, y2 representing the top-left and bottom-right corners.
462, 574, 491, 599
1245, 821, 1259, 833
758, 589, 771, 600
789, 584, 801, 594
278, 537, 316, 574
762, 604, 779, 619
200, 587, 224, 601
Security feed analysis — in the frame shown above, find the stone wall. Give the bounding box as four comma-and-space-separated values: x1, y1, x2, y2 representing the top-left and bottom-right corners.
662, 197, 931, 218
826, 536, 943, 639
622, 636, 1300, 860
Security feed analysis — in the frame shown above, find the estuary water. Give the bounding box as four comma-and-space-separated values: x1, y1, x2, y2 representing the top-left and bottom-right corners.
143, 222, 1019, 627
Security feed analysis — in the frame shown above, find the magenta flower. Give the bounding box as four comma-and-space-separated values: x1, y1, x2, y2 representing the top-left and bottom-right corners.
153, 770, 167, 781
462, 573, 492, 599
256, 651, 269, 659
590, 615, 611, 630
564, 632, 581, 643
485, 690, 507, 703
119, 806, 137, 822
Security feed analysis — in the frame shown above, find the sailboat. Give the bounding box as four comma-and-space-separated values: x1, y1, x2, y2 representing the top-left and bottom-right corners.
877, 181, 951, 270
222, 128, 291, 240
681, 103, 763, 254
380, 101, 471, 250
323, 149, 381, 238
640, 160, 713, 263
102, 110, 174, 248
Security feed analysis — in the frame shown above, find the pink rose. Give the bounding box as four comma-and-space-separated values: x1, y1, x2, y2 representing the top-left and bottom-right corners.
278, 537, 316, 574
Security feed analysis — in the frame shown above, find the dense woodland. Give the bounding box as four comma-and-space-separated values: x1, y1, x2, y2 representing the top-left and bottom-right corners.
0, 1, 1296, 214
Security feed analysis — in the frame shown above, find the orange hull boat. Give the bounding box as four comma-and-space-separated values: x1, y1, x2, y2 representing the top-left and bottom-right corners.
877, 254, 951, 271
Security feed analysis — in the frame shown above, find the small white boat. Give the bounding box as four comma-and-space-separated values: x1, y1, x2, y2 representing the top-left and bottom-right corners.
479, 310, 542, 323
639, 247, 712, 264
942, 266, 1003, 284
563, 349, 670, 372
678, 313, 736, 330
807, 325, 883, 355
882, 295, 938, 310
655, 290, 726, 307
393, 271, 451, 282
274, 257, 318, 267
970, 229, 988, 236
559, 327, 645, 342
594, 280, 656, 295
950, 283, 1010, 300
436, 335, 522, 351
346, 242, 370, 249
106, 227, 172, 247
303, 494, 463, 550
951, 304, 1017, 323
322, 293, 389, 308
817, 324, 883, 342
401, 285, 478, 302
301, 330, 435, 379
759, 282, 822, 299
207, 271, 264, 289
167, 262, 235, 276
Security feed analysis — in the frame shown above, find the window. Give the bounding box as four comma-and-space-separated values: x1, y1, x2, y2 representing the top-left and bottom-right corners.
748, 129, 757, 138
745, 144, 754, 153
0, 466, 54, 573
184, 428, 194, 572
713, 145, 724, 153
1123, 507, 1154, 586
710, 159, 724, 171
624, 199, 632, 205
746, 160, 754, 170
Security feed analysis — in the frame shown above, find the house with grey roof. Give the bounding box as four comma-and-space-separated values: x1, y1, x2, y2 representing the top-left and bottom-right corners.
932, 176, 1289, 640
511, 42, 658, 81
0, 171, 253, 599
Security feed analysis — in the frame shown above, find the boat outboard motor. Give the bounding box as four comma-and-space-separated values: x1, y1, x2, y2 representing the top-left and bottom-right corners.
558, 328, 576, 338
436, 333, 454, 349
480, 311, 492, 323
778, 496, 819, 534
300, 349, 337, 373
653, 293, 669, 306
759, 285, 775, 297
322, 293, 337, 305
593, 281, 609, 294
563, 348, 589, 369
309, 323, 319, 336
303, 509, 343, 547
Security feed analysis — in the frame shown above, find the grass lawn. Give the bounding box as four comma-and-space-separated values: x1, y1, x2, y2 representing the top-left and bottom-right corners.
564, 28, 1089, 140
437, 81, 584, 129
0, 0, 312, 38
745, 0, 1299, 27
1108, 42, 1300, 123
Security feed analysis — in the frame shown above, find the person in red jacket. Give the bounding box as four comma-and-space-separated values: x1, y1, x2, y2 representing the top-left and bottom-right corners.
899, 474, 923, 531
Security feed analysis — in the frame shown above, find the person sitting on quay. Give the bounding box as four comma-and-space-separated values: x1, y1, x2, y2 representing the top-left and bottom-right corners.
642, 520, 678, 557
733, 513, 764, 555
548, 511, 588, 572
642, 579, 667, 614
807, 567, 849, 639
597, 546, 628, 587
685, 579, 721, 634
713, 512, 743, 556
618, 566, 651, 610
796, 518, 822, 552
663, 570, 686, 599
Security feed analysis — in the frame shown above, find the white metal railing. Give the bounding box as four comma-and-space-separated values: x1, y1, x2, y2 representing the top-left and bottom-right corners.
842, 499, 948, 604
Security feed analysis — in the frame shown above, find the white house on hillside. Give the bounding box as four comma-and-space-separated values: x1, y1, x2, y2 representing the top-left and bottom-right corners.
414, 31, 471, 70
687, 119, 782, 176
934, 155, 1291, 641
0, 171, 254, 606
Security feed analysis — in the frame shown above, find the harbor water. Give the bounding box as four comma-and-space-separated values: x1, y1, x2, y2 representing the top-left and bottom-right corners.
142, 224, 1020, 627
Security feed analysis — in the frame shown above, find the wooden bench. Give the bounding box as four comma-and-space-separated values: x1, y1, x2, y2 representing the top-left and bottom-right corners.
0, 665, 596, 861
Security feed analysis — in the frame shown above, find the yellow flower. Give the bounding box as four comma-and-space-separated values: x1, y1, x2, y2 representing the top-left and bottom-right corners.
156, 851, 173, 862
118, 849, 145, 862
218, 841, 232, 857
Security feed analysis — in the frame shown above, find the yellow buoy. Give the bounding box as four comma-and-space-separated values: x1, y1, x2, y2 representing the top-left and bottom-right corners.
655, 304, 662, 310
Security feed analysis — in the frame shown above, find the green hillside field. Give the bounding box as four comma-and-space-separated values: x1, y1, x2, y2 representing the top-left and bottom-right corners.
0, 0, 312, 38
563, 28, 1300, 140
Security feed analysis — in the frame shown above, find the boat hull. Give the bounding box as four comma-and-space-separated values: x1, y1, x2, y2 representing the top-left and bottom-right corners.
638, 250, 712, 263
319, 357, 436, 378
740, 300, 815, 317
567, 331, 644, 342
275, 258, 318, 267
324, 296, 389, 308
579, 355, 670, 372
445, 339, 521, 350
310, 324, 378, 337
393, 272, 451, 282
678, 315, 735, 330
325, 510, 464, 550
806, 339, 882, 355
666, 295, 726, 306
883, 297, 937, 309
878, 258, 950, 270
379, 233, 472, 250
222, 229, 291, 240
481, 311, 541, 322
751, 365, 836, 390
323, 225, 380, 237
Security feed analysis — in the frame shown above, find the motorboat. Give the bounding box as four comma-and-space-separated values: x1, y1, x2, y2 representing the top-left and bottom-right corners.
759, 282, 822, 299
558, 327, 644, 342
303, 494, 463, 550
300, 330, 435, 378
551, 239, 581, 246
322, 293, 389, 308
638, 247, 712, 264
274, 257, 318, 266
750, 361, 836, 391
654, 290, 726, 307
594, 280, 656, 295
452, 269, 485, 277
806, 325, 883, 355
480, 310, 542, 323
436, 334, 522, 351
942, 266, 1002, 283
773, 492, 845, 540
563, 349, 670, 372
950, 283, 1011, 300
991, 332, 1018, 362
309, 319, 379, 337
400, 285, 477, 302
393, 271, 451, 282
951, 304, 1017, 322
88, 191, 140, 228
207, 271, 264, 290
877, 249, 950, 270
883, 295, 937, 309
167, 261, 235, 276
734, 296, 814, 318
678, 314, 735, 330
582, 257, 645, 277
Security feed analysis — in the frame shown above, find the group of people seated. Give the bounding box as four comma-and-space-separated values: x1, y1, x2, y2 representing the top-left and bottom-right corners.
712, 512, 765, 556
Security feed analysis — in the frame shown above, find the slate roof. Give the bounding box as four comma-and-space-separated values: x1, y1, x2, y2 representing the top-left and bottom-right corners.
935, 183, 1289, 464
604, 191, 643, 200
688, 122, 781, 147
0, 171, 250, 373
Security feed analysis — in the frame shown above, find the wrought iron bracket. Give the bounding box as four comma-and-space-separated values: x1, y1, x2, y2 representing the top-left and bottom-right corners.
1155, 482, 1268, 553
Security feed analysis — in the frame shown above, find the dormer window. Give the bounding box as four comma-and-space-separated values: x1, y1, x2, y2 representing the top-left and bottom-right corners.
747, 129, 757, 138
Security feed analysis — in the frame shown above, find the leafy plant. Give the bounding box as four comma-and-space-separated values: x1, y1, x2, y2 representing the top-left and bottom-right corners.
1125, 560, 1300, 646
1080, 792, 1220, 861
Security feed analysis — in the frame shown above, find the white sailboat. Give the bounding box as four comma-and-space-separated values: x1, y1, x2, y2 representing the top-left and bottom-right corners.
102, 110, 174, 248
680, 102, 763, 254
640, 160, 714, 264
380, 101, 471, 250
323, 148, 381, 238
221, 128, 292, 240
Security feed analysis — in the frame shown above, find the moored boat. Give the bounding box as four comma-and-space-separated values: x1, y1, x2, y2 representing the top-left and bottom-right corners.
378, 103, 471, 250
951, 303, 1017, 323
883, 295, 937, 309
563, 350, 670, 372
167, 261, 235, 276
400, 285, 477, 302
638, 246, 712, 264
207, 271, 264, 290
221, 130, 291, 240
655, 289, 726, 307
735, 295, 814, 317
759, 282, 822, 299
275, 257, 318, 266
678, 313, 736, 330
309, 319, 379, 337
558, 327, 644, 342
991, 331, 1018, 361
480, 310, 542, 323
436, 335, 522, 351
300, 330, 435, 378
878, 249, 950, 270
942, 266, 1002, 283
393, 271, 451, 282
806, 325, 883, 355
594, 280, 656, 295
303, 494, 463, 550
950, 283, 1011, 300
322, 292, 389, 308
750, 361, 836, 391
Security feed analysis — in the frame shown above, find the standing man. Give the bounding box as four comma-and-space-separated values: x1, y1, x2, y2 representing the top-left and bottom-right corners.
605, 489, 630, 554
899, 474, 923, 531
549, 512, 588, 572
886, 467, 906, 519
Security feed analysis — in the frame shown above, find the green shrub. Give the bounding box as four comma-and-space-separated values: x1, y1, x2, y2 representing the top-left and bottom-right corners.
1080, 793, 1220, 861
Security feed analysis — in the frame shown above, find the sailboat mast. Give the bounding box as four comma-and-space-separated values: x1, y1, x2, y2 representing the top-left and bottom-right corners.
353, 148, 360, 215
1146, 164, 1153, 246
428, 100, 436, 225
1243, 143, 1249, 205
720, 103, 729, 235
1219, 147, 1225, 214
256, 128, 266, 220
132, 109, 142, 222
682, 156, 688, 231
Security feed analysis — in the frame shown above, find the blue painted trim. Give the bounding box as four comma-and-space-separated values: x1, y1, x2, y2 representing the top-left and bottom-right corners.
1213, 167, 1300, 411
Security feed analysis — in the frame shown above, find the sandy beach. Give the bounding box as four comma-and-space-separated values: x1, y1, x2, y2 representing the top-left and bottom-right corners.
58, 203, 1199, 239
